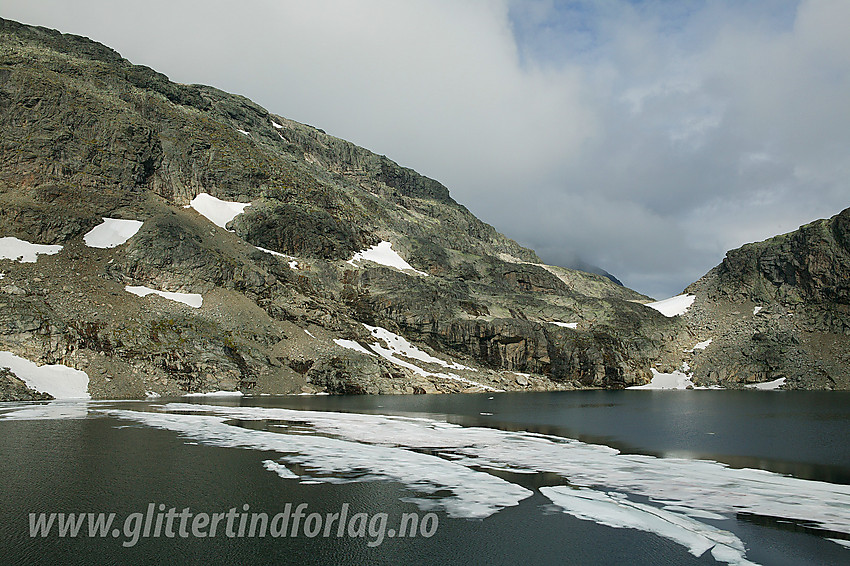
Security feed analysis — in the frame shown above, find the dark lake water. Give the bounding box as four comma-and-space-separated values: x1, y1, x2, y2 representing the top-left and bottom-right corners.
1, 390, 849, 565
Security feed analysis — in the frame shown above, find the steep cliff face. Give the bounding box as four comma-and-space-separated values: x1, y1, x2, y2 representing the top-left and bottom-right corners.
682, 208, 850, 390
0, 18, 673, 399
712, 208, 850, 320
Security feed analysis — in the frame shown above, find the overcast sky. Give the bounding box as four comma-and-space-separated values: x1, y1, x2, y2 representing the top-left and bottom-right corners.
4, 0, 849, 298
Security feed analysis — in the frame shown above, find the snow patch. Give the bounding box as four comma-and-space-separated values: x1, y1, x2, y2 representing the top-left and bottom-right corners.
0, 351, 90, 399
364, 325, 473, 371
646, 294, 696, 317
125, 285, 203, 308
0, 237, 62, 263
629, 368, 696, 390
333, 339, 375, 357
255, 246, 299, 269
347, 241, 428, 276
145, 391, 161, 399
745, 378, 786, 390
83, 218, 144, 248
188, 193, 251, 228
549, 321, 578, 329
335, 325, 497, 391
237, 129, 250, 136
753, 306, 763, 315
182, 390, 244, 397
693, 339, 712, 350
271, 121, 284, 129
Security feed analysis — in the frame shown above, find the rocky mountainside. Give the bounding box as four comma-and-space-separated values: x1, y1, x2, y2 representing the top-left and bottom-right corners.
0, 18, 847, 399
682, 208, 850, 390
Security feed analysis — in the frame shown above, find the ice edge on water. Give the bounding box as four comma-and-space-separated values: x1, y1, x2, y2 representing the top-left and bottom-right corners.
90, 402, 850, 565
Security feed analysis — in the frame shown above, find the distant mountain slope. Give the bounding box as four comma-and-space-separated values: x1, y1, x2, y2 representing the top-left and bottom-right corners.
0, 18, 668, 399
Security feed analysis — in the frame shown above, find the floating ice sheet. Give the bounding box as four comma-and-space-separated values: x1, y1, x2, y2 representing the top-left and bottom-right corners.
541, 486, 756, 566
105, 407, 531, 519
0, 401, 89, 420
262, 459, 299, 479
129, 401, 850, 556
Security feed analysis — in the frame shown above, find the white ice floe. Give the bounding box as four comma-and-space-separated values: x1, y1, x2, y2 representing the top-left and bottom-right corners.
0, 351, 90, 399
83, 218, 144, 248
125, 285, 203, 308
263, 459, 299, 479
745, 378, 786, 390
188, 193, 251, 228
102, 402, 850, 562
0, 237, 62, 263
693, 339, 713, 350
347, 241, 428, 276
255, 246, 299, 269
106, 407, 530, 519
645, 294, 696, 317
182, 390, 243, 397
541, 487, 756, 566
0, 401, 89, 421
753, 306, 763, 315
548, 321, 578, 329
